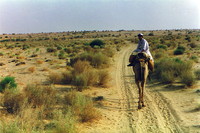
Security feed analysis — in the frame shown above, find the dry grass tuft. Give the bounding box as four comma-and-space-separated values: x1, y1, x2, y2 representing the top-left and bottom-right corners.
24, 84, 57, 110
28, 66, 36, 73
64, 91, 99, 123
98, 70, 110, 87
36, 60, 44, 64
48, 71, 64, 84
3, 89, 26, 114
73, 60, 91, 74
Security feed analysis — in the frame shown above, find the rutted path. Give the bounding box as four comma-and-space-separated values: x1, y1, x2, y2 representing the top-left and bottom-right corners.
115, 44, 184, 133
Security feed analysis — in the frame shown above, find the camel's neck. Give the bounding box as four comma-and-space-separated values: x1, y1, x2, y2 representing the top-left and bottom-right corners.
134, 62, 149, 82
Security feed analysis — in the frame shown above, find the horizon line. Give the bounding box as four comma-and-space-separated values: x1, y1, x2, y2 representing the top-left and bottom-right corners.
1, 28, 200, 35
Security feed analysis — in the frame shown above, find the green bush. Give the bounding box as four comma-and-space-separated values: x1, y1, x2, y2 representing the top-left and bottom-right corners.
0, 77, 17, 92
177, 46, 186, 51
156, 44, 167, 50
174, 49, 184, 55
153, 58, 193, 84
174, 46, 186, 55
90, 39, 105, 48
148, 32, 154, 36
72, 74, 88, 91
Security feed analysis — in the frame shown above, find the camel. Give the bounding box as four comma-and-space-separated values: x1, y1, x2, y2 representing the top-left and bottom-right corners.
132, 52, 149, 109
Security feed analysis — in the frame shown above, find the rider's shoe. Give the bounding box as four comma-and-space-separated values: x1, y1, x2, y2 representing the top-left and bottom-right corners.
127, 63, 133, 66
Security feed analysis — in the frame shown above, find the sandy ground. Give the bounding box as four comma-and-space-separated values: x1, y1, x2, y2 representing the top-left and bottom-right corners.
81, 44, 200, 133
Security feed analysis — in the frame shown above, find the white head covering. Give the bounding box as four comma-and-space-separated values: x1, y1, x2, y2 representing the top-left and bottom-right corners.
138, 33, 143, 36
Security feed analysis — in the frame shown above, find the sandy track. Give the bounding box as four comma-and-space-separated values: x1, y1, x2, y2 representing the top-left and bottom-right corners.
114, 44, 185, 133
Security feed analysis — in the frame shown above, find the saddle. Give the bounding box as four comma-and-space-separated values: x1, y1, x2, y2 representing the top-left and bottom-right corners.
128, 52, 154, 71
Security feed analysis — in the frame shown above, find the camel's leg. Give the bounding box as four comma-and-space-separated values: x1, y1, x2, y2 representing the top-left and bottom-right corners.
141, 81, 146, 107
136, 80, 142, 109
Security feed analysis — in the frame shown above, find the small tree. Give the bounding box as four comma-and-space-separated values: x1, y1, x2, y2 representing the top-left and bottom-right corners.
90, 39, 105, 48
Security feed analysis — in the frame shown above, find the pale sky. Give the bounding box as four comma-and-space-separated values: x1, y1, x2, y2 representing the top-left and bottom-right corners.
0, 0, 199, 34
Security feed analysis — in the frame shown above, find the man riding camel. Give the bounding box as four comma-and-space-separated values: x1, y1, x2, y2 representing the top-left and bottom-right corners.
127, 33, 154, 71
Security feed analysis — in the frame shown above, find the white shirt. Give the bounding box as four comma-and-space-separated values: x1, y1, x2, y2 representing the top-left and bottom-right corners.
133, 38, 153, 60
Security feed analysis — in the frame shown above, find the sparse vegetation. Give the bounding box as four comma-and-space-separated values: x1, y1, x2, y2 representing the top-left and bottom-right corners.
0, 29, 200, 132
153, 58, 194, 85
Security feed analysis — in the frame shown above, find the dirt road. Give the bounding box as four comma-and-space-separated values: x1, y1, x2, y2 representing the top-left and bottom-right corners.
114, 44, 184, 133
82, 44, 199, 133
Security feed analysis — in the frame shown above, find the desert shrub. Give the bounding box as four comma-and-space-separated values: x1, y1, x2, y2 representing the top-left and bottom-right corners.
156, 44, 167, 50
72, 74, 88, 91
70, 52, 109, 68
103, 47, 115, 57
90, 39, 105, 48
84, 70, 98, 86
1, 105, 48, 132
64, 91, 99, 122
185, 35, 191, 42
56, 45, 62, 50
190, 56, 198, 63
73, 60, 91, 74
51, 110, 76, 133
24, 84, 57, 109
0, 121, 21, 133
180, 71, 196, 86
48, 72, 64, 84
160, 71, 175, 84
153, 58, 193, 84
28, 66, 36, 73
0, 76, 17, 92
116, 45, 121, 51
47, 47, 57, 53
152, 49, 166, 59
166, 41, 177, 48
98, 70, 110, 87
62, 71, 74, 84
58, 51, 66, 59
64, 47, 73, 54
174, 46, 186, 55
188, 43, 197, 48
3, 89, 26, 113
148, 32, 154, 36
195, 69, 200, 80
22, 44, 30, 50
84, 42, 90, 46
92, 52, 109, 68
36, 60, 44, 64
177, 46, 186, 51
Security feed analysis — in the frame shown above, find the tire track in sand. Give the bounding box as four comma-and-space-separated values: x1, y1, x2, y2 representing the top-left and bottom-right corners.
115, 44, 184, 133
